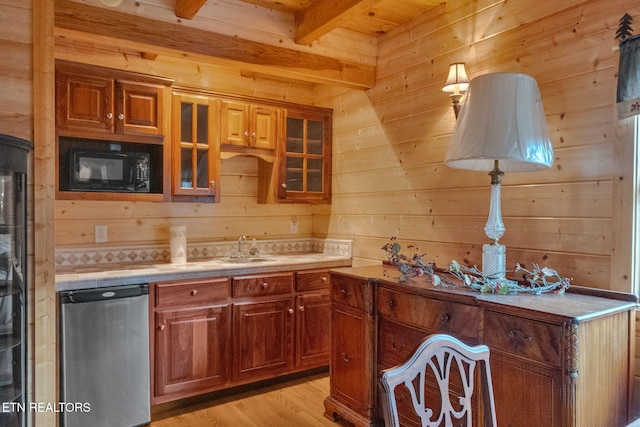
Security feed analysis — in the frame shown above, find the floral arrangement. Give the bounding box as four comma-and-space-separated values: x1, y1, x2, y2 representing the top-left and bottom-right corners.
382, 237, 571, 295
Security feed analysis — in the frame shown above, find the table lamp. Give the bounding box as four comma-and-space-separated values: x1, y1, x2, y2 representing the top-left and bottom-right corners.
444, 72, 554, 279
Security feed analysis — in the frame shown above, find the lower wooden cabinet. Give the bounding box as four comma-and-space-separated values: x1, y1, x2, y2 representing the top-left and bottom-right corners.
155, 304, 231, 398
232, 298, 294, 382
324, 265, 637, 427
150, 268, 332, 405
295, 292, 331, 368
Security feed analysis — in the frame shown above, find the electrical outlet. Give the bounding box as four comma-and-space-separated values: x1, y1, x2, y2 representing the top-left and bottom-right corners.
95, 225, 108, 243
290, 217, 298, 234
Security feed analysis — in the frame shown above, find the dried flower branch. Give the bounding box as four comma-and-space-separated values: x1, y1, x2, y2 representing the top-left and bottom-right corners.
382, 238, 571, 295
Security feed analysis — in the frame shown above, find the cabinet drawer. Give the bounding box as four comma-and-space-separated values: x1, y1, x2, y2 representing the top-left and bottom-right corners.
484, 311, 563, 366
233, 272, 293, 297
296, 269, 330, 292
331, 276, 365, 309
378, 318, 429, 369
155, 278, 230, 307
377, 287, 481, 341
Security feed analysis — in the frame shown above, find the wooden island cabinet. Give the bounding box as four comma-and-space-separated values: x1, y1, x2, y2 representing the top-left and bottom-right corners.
150, 268, 331, 404
324, 265, 637, 427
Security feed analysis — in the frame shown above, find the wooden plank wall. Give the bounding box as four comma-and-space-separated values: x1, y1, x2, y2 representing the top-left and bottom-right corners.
53, 0, 377, 248
315, 0, 640, 293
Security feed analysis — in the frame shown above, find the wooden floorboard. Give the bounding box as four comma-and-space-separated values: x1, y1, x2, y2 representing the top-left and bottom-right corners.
150, 371, 351, 427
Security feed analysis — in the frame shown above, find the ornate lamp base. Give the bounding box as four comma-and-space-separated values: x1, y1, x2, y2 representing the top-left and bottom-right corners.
482, 243, 506, 279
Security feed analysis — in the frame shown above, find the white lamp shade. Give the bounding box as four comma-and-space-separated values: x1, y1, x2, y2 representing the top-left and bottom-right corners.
445, 73, 553, 172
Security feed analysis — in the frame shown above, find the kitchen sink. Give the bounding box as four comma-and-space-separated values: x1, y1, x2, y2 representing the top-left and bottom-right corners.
221, 257, 273, 264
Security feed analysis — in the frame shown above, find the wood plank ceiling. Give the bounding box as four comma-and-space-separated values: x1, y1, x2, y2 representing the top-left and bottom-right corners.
176, 0, 443, 44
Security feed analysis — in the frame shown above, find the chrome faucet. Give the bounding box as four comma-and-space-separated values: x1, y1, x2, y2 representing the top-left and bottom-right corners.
238, 235, 247, 258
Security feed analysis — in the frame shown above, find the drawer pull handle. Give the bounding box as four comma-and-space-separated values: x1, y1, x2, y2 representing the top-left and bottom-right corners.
340, 288, 352, 297
507, 329, 533, 342
341, 352, 353, 362
387, 299, 395, 308
439, 313, 450, 323
391, 341, 405, 352
262, 282, 269, 289
190, 289, 198, 296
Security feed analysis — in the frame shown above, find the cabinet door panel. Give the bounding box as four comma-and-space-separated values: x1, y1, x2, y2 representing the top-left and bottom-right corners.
233, 298, 293, 382
155, 305, 230, 398
331, 305, 368, 413
57, 73, 114, 132
171, 93, 220, 200
491, 352, 562, 427
296, 293, 330, 368
117, 82, 163, 135
252, 105, 277, 149
221, 100, 248, 146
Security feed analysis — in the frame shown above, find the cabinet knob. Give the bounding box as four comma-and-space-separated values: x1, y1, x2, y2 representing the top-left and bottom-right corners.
387, 299, 395, 308
251, 132, 257, 138
159, 324, 165, 331
340, 288, 352, 298
439, 313, 450, 323
117, 113, 125, 120
321, 276, 328, 282
507, 329, 533, 342
299, 305, 305, 312
341, 352, 353, 362
262, 282, 269, 289
281, 183, 287, 189
190, 289, 198, 296
288, 308, 294, 314
391, 341, 405, 352
244, 131, 249, 137
106, 113, 113, 119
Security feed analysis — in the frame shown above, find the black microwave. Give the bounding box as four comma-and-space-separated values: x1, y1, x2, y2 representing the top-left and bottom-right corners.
68, 149, 150, 193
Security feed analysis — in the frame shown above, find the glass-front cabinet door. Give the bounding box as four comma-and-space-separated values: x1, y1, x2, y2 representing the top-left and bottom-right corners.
281, 108, 332, 204
0, 134, 31, 427
171, 92, 220, 201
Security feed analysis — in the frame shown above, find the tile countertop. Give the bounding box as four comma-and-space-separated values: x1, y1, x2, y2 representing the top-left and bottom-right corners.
55, 253, 353, 292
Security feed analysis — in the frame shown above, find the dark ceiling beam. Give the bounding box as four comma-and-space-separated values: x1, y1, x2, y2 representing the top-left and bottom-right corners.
295, 0, 383, 45
175, 0, 207, 19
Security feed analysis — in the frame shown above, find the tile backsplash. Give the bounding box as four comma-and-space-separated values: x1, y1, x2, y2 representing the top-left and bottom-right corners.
55, 238, 352, 269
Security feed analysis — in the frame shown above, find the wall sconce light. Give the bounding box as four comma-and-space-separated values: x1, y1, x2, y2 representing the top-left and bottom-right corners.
100, 0, 124, 6
445, 73, 553, 281
442, 63, 470, 118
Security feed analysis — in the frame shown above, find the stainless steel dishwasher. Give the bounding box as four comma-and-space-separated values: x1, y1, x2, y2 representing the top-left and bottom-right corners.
60, 284, 150, 427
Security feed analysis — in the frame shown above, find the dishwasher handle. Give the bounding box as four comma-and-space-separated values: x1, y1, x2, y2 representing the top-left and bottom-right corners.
60, 284, 149, 304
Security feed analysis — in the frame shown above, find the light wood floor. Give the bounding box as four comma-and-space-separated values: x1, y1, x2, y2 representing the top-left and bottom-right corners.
150, 371, 351, 427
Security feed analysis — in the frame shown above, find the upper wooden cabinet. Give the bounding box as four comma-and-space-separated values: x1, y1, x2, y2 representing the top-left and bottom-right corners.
257, 105, 332, 204
55, 63, 173, 202
220, 99, 279, 151
171, 91, 221, 201
56, 65, 169, 138
279, 107, 332, 204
